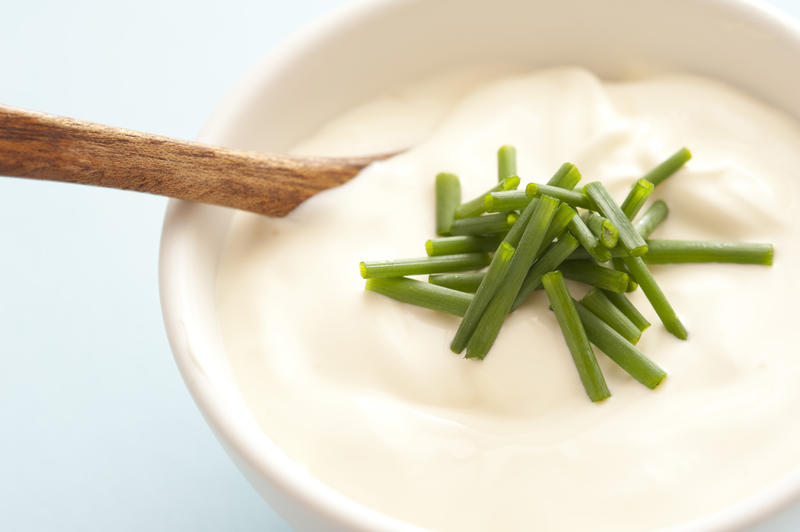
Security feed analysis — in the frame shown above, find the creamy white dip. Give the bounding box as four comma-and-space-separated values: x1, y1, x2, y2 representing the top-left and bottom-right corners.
216, 68, 800, 531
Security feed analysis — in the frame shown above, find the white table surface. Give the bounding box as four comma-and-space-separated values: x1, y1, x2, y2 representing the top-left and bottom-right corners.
2, 1, 800, 530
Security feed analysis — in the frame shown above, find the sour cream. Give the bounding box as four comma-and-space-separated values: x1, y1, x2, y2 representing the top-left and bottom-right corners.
216, 68, 800, 531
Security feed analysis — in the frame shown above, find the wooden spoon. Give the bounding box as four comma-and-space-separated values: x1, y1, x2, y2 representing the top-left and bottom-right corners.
0, 105, 396, 216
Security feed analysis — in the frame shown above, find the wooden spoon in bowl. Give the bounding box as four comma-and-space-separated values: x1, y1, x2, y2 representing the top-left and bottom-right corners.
0, 105, 396, 216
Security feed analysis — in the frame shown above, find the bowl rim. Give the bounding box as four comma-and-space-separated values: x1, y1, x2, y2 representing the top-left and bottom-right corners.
160, 0, 800, 530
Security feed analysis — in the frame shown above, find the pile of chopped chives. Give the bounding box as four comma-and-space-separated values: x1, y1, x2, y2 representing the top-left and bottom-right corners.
359, 146, 774, 402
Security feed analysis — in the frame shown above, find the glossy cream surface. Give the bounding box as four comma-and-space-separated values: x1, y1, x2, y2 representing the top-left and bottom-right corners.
216, 68, 800, 531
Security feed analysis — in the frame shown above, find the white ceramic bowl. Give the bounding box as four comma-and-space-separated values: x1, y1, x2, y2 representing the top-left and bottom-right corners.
159, 1, 800, 530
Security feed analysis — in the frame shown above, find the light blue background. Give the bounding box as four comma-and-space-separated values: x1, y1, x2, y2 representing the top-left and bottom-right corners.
1, 1, 799, 530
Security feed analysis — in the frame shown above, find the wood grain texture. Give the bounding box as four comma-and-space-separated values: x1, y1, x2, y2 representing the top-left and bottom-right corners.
0, 105, 394, 216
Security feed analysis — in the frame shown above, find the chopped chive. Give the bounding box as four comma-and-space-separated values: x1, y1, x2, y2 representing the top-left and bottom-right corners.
512, 234, 580, 310
484, 190, 530, 212
643, 240, 774, 265
642, 147, 692, 186
584, 182, 648, 256
526, 182, 596, 210
620, 178, 654, 220
575, 301, 667, 389
451, 243, 516, 353
581, 288, 642, 344
366, 277, 473, 317
568, 248, 608, 261
450, 212, 518, 236
622, 256, 687, 340
572, 245, 626, 260
608, 258, 637, 292
602, 290, 651, 332
497, 145, 517, 182
558, 260, 630, 293
566, 238, 770, 266
360, 252, 490, 279
568, 214, 611, 262
455, 176, 520, 219
633, 200, 669, 239
466, 196, 559, 359
569, 201, 668, 260
547, 162, 582, 190
426, 235, 502, 256
583, 212, 619, 248
435, 172, 461, 235
538, 204, 577, 255
542, 272, 610, 402
502, 198, 536, 247
626, 278, 638, 293
429, 272, 484, 293
437, 196, 547, 295
611, 256, 639, 292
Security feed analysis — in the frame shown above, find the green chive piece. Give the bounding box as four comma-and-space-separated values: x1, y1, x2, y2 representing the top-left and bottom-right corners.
512, 234, 580, 310
466, 196, 559, 359
484, 190, 531, 212
620, 178, 655, 220
429, 272, 484, 293
435, 172, 461, 235
558, 260, 630, 293
571, 246, 621, 261
451, 243, 516, 353
581, 288, 642, 344
541, 272, 610, 402
426, 235, 502, 256
626, 278, 639, 293
584, 181, 648, 256
575, 301, 667, 389
547, 162, 582, 190
537, 204, 577, 255
643, 240, 774, 265
502, 198, 536, 247
360, 252, 490, 279
455, 176, 520, 219
436, 198, 550, 292
450, 212, 518, 236
569, 201, 668, 260
568, 239, 769, 266
642, 147, 692, 187
568, 248, 610, 261
602, 290, 651, 332
366, 277, 473, 317
497, 145, 517, 182
611, 258, 639, 292
526, 182, 596, 210
634, 200, 669, 239
568, 214, 611, 262
614, 259, 639, 294
622, 256, 687, 340
583, 212, 619, 249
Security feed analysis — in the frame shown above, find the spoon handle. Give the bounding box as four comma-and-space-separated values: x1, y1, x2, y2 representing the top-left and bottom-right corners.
0, 105, 386, 216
